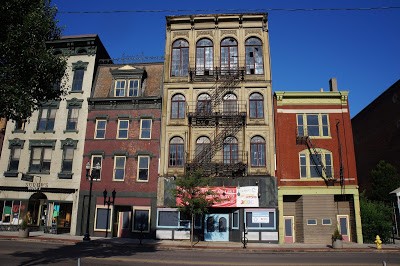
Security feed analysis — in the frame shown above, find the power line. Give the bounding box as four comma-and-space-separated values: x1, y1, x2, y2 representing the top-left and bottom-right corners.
58, 6, 400, 14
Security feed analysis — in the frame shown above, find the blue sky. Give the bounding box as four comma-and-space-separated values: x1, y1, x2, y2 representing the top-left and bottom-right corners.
53, 0, 400, 117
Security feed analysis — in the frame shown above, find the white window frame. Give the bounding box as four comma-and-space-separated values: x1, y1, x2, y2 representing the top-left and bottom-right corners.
140, 119, 152, 139
113, 156, 126, 181
128, 79, 140, 97
137, 156, 150, 182
132, 206, 151, 233
299, 149, 333, 179
94, 119, 107, 139
114, 80, 126, 97
117, 119, 129, 139
90, 155, 102, 180
297, 113, 330, 137
94, 205, 113, 231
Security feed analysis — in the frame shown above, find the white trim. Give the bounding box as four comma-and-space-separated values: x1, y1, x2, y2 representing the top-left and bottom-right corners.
94, 119, 107, 139
137, 156, 150, 182
132, 206, 151, 233
94, 205, 113, 232
277, 108, 348, 113
113, 156, 126, 181
139, 119, 152, 139
117, 119, 129, 139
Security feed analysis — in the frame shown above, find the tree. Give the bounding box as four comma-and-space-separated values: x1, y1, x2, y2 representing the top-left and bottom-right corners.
0, 0, 67, 121
360, 192, 393, 243
369, 160, 400, 203
173, 171, 217, 247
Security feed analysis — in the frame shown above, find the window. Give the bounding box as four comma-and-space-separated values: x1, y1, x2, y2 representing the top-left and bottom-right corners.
196, 38, 213, 75
140, 119, 152, 139
128, 80, 139, 97
95, 120, 107, 139
251, 136, 266, 167
307, 219, 317, 225
322, 218, 332, 225
66, 107, 79, 131
14, 119, 26, 131
297, 114, 330, 137
157, 208, 191, 228
8, 147, 21, 172
169, 137, 184, 167
245, 37, 263, 74
223, 93, 237, 114
245, 209, 276, 229
171, 39, 189, 77
299, 149, 333, 178
114, 80, 126, 97
29, 147, 52, 173
171, 94, 185, 119
117, 120, 129, 139
133, 208, 150, 232
94, 205, 112, 231
137, 156, 150, 181
196, 94, 212, 114
72, 69, 85, 91
223, 137, 238, 165
249, 93, 264, 119
90, 155, 102, 180
61, 147, 74, 173
195, 136, 211, 162
113, 156, 126, 181
232, 211, 239, 229
37, 107, 57, 131
220, 38, 238, 73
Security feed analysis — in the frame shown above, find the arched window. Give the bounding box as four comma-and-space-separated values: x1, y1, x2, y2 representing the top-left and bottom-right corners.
223, 137, 238, 164
171, 39, 189, 77
171, 94, 185, 119
169, 137, 184, 167
251, 136, 266, 167
299, 149, 333, 178
220, 38, 238, 74
196, 93, 211, 114
195, 136, 211, 162
218, 217, 227, 232
223, 93, 237, 114
245, 37, 263, 74
196, 38, 213, 76
249, 93, 264, 119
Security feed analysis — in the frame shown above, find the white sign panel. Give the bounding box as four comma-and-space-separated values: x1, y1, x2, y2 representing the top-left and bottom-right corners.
252, 211, 269, 223
237, 186, 259, 207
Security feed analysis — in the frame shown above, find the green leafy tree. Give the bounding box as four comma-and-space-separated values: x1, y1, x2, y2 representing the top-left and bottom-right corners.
0, 0, 67, 121
173, 171, 218, 247
360, 192, 393, 243
369, 160, 400, 203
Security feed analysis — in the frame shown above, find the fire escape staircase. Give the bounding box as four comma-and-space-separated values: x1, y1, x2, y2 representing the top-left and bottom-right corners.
296, 135, 336, 186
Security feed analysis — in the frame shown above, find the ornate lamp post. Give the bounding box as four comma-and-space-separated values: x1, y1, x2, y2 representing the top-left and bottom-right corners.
103, 189, 116, 238
83, 162, 100, 241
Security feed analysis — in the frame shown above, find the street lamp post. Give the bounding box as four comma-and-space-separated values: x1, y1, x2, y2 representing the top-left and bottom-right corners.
103, 189, 116, 238
83, 162, 100, 241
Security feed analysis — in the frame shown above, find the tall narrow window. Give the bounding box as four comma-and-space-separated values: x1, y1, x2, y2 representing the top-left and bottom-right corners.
117, 120, 129, 139
140, 119, 152, 139
196, 38, 213, 75
8, 147, 21, 172
90, 155, 102, 180
29, 147, 52, 173
113, 156, 126, 181
251, 136, 266, 167
61, 147, 74, 173
220, 38, 238, 74
223, 93, 237, 114
196, 94, 212, 114
66, 107, 79, 131
249, 93, 264, 119
195, 136, 211, 162
171, 39, 189, 77
128, 80, 139, 97
137, 156, 150, 181
223, 137, 238, 164
171, 94, 185, 119
114, 80, 126, 97
245, 37, 263, 74
95, 120, 107, 139
133, 208, 150, 232
169, 137, 184, 167
37, 107, 57, 131
72, 69, 85, 91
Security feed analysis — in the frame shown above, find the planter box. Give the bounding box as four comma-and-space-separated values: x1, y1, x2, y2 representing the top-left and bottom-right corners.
332, 239, 343, 249
18, 229, 29, 238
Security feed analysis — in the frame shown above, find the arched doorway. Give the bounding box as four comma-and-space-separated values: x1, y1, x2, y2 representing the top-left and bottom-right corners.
27, 192, 47, 228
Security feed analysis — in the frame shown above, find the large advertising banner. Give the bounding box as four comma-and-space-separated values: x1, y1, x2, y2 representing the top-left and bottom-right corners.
237, 186, 259, 207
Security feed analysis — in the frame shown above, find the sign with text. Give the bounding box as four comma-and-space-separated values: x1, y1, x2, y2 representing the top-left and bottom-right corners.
252, 210, 269, 223
237, 186, 259, 207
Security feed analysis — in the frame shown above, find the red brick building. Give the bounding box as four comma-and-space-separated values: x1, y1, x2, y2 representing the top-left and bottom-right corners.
274, 79, 363, 244
76, 63, 163, 238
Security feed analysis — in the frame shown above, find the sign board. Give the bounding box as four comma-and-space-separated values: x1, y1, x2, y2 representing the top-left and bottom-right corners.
21, 174, 34, 182
252, 210, 269, 223
237, 186, 259, 207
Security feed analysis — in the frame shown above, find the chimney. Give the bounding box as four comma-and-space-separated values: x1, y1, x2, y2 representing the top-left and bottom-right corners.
329, 78, 338, 92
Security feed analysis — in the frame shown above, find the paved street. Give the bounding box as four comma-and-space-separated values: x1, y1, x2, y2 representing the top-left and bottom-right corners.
0, 240, 399, 266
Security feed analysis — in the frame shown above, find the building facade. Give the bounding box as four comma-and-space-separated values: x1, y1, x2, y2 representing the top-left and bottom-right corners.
0, 35, 110, 235
76, 63, 163, 238
157, 13, 278, 242
274, 79, 363, 244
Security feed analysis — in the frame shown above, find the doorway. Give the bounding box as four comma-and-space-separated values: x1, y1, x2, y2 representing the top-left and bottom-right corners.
204, 214, 229, 241
27, 192, 47, 229
284, 216, 295, 243
337, 215, 350, 241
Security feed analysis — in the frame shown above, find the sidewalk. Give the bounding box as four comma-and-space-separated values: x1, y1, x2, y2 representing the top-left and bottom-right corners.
0, 231, 399, 253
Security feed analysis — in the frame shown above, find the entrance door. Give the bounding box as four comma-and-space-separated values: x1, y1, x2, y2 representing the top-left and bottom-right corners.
337, 215, 350, 241
204, 214, 229, 241
284, 216, 295, 243
117, 211, 131, 238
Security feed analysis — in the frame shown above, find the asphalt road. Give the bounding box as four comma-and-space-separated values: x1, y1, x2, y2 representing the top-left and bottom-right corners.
0, 240, 398, 266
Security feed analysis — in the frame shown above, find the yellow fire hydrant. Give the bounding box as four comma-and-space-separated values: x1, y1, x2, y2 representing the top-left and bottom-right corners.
375, 235, 382, 249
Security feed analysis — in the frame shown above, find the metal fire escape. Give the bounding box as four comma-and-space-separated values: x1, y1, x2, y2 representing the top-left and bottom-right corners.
187, 67, 247, 177
296, 134, 337, 186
